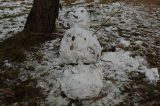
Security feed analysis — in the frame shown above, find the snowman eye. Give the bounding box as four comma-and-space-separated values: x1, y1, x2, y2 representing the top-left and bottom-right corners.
81, 10, 84, 13
72, 36, 75, 41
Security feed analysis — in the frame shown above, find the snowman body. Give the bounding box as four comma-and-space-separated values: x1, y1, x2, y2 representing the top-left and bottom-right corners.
60, 25, 102, 64
60, 64, 103, 99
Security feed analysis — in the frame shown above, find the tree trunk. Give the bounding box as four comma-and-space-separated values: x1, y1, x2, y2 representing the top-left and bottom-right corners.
24, 0, 60, 34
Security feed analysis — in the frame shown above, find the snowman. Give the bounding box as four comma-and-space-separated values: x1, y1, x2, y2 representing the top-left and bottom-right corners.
59, 7, 102, 64
59, 7, 103, 100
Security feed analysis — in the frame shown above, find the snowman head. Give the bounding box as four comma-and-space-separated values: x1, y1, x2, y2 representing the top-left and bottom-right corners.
69, 7, 90, 28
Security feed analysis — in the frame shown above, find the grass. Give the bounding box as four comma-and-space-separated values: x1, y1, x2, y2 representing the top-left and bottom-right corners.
0, 31, 52, 64
117, 71, 160, 105
146, 46, 160, 68
0, 6, 20, 10
63, 0, 160, 8
0, 67, 44, 105
117, 0, 160, 9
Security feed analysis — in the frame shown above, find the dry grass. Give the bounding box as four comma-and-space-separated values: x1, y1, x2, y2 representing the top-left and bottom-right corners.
0, 68, 44, 105
0, 31, 52, 63
63, 0, 160, 8
118, 71, 160, 105
120, 0, 160, 8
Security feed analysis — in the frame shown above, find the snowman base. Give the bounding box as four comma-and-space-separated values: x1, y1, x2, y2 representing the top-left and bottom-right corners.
60, 64, 103, 100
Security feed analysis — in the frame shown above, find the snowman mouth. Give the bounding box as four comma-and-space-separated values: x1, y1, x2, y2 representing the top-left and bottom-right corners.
73, 15, 78, 19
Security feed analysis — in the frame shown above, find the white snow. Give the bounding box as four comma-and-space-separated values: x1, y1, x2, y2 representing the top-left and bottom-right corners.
101, 51, 140, 71
145, 68, 159, 83
100, 50, 159, 84
60, 64, 103, 99
135, 40, 143, 45
116, 38, 130, 48
60, 26, 102, 64
0, 0, 32, 40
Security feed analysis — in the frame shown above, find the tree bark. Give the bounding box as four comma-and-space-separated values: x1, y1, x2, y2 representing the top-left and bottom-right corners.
24, 0, 60, 34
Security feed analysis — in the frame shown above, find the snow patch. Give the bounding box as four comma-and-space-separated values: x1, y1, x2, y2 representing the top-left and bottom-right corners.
145, 68, 159, 83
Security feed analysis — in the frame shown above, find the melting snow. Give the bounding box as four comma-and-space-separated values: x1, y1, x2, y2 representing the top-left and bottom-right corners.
1, 0, 160, 105
145, 68, 159, 83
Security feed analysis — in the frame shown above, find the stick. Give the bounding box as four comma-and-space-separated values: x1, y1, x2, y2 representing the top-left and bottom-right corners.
30, 32, 64, 38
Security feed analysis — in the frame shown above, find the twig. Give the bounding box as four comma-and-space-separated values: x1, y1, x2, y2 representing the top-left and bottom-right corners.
30, 32, 64, 38
88, 93, 108, 104
92, 0, 131, 35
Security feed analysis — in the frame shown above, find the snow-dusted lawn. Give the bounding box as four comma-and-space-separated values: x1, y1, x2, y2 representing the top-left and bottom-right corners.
0, 0, 160, 106
0, 0, 32, 40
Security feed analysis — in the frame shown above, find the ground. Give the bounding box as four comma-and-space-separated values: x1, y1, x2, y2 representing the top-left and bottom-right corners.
0, 0, 160, 106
